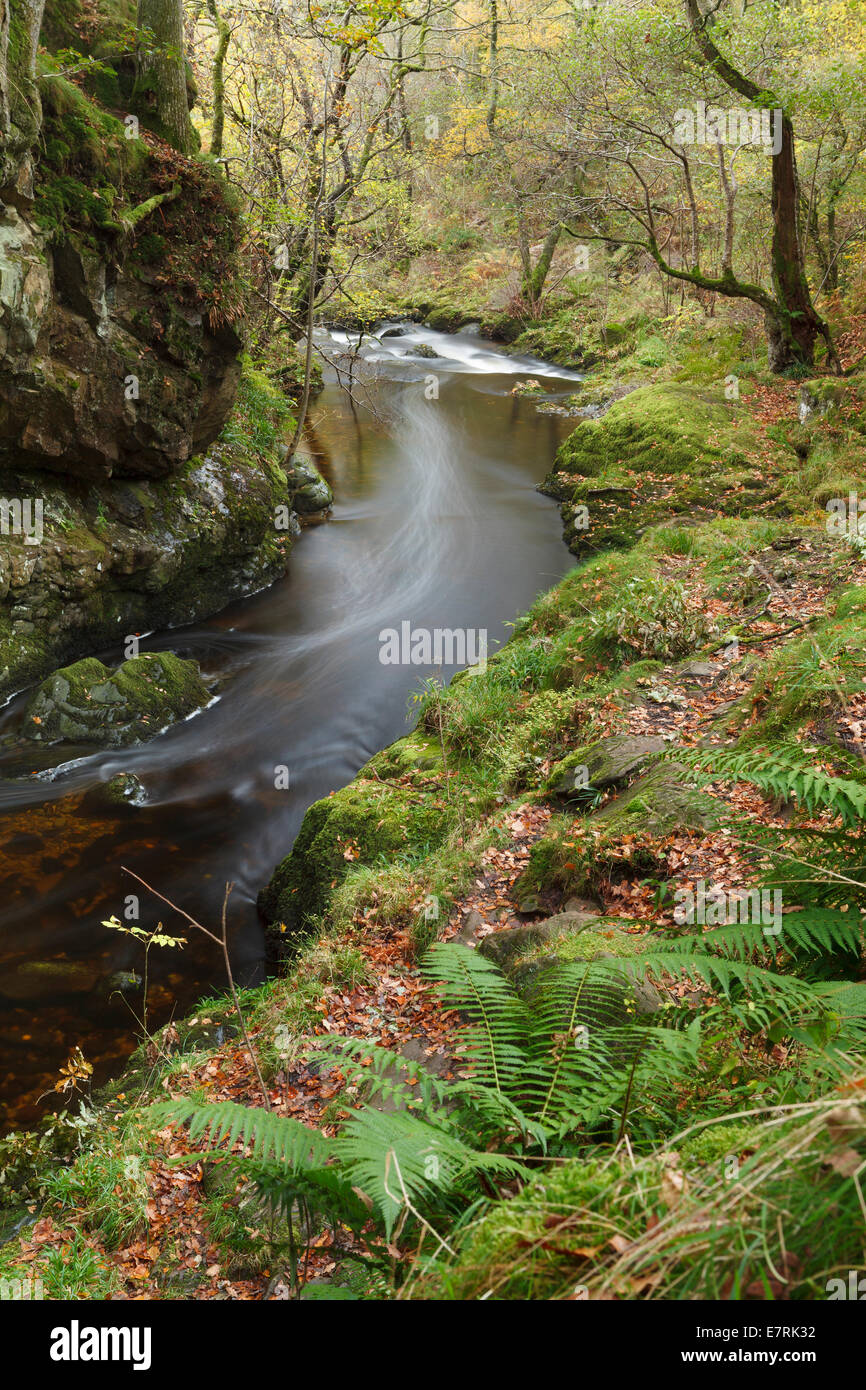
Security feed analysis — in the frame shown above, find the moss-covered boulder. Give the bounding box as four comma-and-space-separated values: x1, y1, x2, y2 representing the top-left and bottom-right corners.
22, 651, 210, 746
286, 454, 333, 515
259, 738, 449, 934
0, 364, 296, 700
546, 734, 667, 801
513, 765, 719, 907
478, 910, 601, 971
96, 772, 147, 806
541, 383, 777, 555
507, 921, 663, 1021
589, 762, 720, 839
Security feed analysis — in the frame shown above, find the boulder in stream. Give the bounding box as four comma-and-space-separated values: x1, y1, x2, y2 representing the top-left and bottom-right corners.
286, 454, 333, 515
22, 652, 211, 747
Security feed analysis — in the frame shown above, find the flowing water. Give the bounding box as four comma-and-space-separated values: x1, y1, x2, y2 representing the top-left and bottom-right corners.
0, 324, 579, 1130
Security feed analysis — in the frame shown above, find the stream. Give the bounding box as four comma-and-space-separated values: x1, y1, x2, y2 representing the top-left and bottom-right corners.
0, 323, 580, 1130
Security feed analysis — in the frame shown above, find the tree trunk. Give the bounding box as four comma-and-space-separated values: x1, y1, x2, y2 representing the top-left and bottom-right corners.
206, 0, 230, 158
522, 223, 563, 307
135, 0, 196, 154
684, 0, 838, 373
485, 0, 499, 139
767, 111, 827, 370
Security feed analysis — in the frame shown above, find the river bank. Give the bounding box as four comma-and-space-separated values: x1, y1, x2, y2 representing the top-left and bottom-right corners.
2, 292, 866, 1298
0, 324, 579, 1132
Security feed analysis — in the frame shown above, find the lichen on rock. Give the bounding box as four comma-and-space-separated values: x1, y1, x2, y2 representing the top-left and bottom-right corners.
22, 650, 210, 747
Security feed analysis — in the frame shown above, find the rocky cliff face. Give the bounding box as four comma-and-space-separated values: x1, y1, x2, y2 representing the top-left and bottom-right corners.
0, 205, 242, 480
0, 441, 293, 700
0, 2, 299, 700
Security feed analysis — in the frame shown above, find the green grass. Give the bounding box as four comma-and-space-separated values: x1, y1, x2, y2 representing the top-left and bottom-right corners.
40, 1121, 150, 1250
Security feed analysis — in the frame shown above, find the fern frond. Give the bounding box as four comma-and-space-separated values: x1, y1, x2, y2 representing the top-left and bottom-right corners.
306, 1036, 453, 1114
667, 909, 863, 961
676, 746, 866, 827
153, 1099, 332, 1169
636, 946, 816, 1026
422, 942, 531, 1095
333, 1106, 528, 1238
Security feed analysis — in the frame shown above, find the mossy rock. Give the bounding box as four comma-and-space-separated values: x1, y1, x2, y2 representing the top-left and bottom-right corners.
368, 731, 443, 779
259, 762, 449, 934
96, 772, 147, 806
799, 380, 846, 420
541, 383, 773, 555
545, 734, 667, 801
286, 454, 333, 515
589, 762, 721, 839
510, 928, 663, 1024
22, 651, 210, 747
478, 910, 601, 970
677, 1121, 760, 1170
511, 816, 592, 908
513, 766, 719, 907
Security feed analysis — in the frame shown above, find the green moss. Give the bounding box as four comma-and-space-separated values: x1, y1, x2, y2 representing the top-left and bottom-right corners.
23, 651, 211, 747
259, 760, 450, 934
542, 383, 776, 555
678, 1121, 760, 1168
33, 71, 144, 237
542, 926, 648, 963
591, 764, 720, 840
220, 359, 296, 457
732, 587, 866, 743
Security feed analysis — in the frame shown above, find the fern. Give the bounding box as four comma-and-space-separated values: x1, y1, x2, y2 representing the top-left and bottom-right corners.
336, 1107, 527, 1238
676, 745, 866, 828
156, 1098, 332, 1168
420, 944, 531, 1097
154, 1091, 526, 1241
155, 916, 855, 1254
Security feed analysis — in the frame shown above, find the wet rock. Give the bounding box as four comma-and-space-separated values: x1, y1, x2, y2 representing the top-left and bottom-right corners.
22, 651, 210, 748
285, 454, 333, 515
0, 443, 294, 702
107, 970, 143, 993
0, 959, 100, 1001
0, 215, 241, 482
99, 773, 147, 807
414, 343, 441, 359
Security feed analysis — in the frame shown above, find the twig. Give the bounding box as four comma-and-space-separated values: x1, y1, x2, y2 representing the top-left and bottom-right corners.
122, 867, 271, 1110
